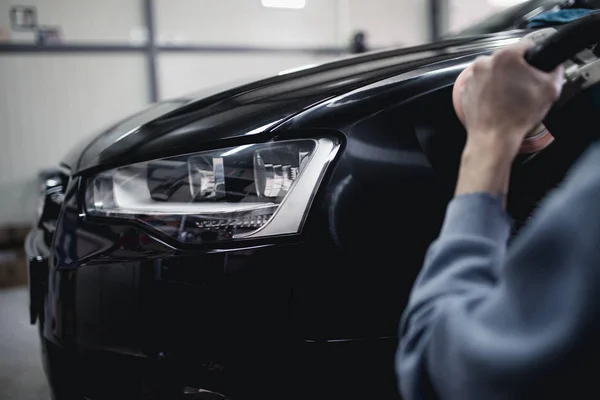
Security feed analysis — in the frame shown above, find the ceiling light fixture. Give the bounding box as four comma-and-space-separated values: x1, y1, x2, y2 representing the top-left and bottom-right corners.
261, 0, 306, 9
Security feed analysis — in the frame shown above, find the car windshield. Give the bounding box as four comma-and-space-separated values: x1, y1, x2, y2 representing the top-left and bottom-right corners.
457, 0, 567, 36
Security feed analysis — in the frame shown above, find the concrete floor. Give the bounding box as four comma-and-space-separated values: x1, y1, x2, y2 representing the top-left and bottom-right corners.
0, 286, 51, 400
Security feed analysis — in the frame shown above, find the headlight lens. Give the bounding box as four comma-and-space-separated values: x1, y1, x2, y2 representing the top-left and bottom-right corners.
85, 138, 338, 243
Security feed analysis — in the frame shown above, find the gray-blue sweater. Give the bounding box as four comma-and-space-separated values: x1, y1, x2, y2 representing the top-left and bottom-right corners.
397, 141, 600, 399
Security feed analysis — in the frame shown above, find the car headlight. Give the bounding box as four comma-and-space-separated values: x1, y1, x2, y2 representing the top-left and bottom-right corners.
85, 138, 339, 243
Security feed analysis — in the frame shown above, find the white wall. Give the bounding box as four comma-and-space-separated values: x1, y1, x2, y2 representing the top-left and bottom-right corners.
0, 1, 148, 225
345, 0, 428, 48
448, 0, 512, 33
155, 0, 429, 100
154, 0, 342, 100
0, 0, 145, 44
0, 0, 429, 225
155, 0, 338, 47
154, 0, 428, 49
158, 52, 333, 100
0, 54, 148, 224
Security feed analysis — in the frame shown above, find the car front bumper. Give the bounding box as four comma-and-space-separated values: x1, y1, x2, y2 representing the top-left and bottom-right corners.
29, 195, 401, 399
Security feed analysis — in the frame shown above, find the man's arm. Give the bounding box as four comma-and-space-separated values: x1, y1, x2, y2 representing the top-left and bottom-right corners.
397, 142, 600, 400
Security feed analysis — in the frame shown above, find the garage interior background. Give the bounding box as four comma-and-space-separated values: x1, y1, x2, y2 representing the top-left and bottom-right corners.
0, 0, 523, 398
0, 0, 520, 231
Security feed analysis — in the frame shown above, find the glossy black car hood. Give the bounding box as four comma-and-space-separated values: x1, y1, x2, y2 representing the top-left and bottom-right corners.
63, 32, 524, 175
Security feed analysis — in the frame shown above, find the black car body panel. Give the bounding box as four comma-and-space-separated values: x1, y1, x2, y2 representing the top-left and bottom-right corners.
62, 33, 521, 175
28, 27, 587, 399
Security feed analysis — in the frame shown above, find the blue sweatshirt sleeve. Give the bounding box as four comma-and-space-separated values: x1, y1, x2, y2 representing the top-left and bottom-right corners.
397, 143, 600, 400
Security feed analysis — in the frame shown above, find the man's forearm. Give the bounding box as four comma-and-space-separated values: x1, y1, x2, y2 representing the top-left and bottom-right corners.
455, 138, 515, 200
398, 190, 511, 400
398, 142, 600, 400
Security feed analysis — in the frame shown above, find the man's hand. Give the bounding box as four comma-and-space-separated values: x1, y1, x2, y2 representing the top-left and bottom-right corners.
456, 40, 564, 197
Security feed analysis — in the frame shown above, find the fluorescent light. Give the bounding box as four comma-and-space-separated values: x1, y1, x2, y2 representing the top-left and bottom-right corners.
489, 0, 528, 7
261, 0, 306, 9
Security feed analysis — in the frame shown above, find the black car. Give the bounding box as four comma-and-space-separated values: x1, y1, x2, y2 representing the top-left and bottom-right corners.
25, 2, 600, 399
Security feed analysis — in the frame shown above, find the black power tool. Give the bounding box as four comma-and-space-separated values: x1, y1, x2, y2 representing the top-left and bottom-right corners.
525, 11, 600, 147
